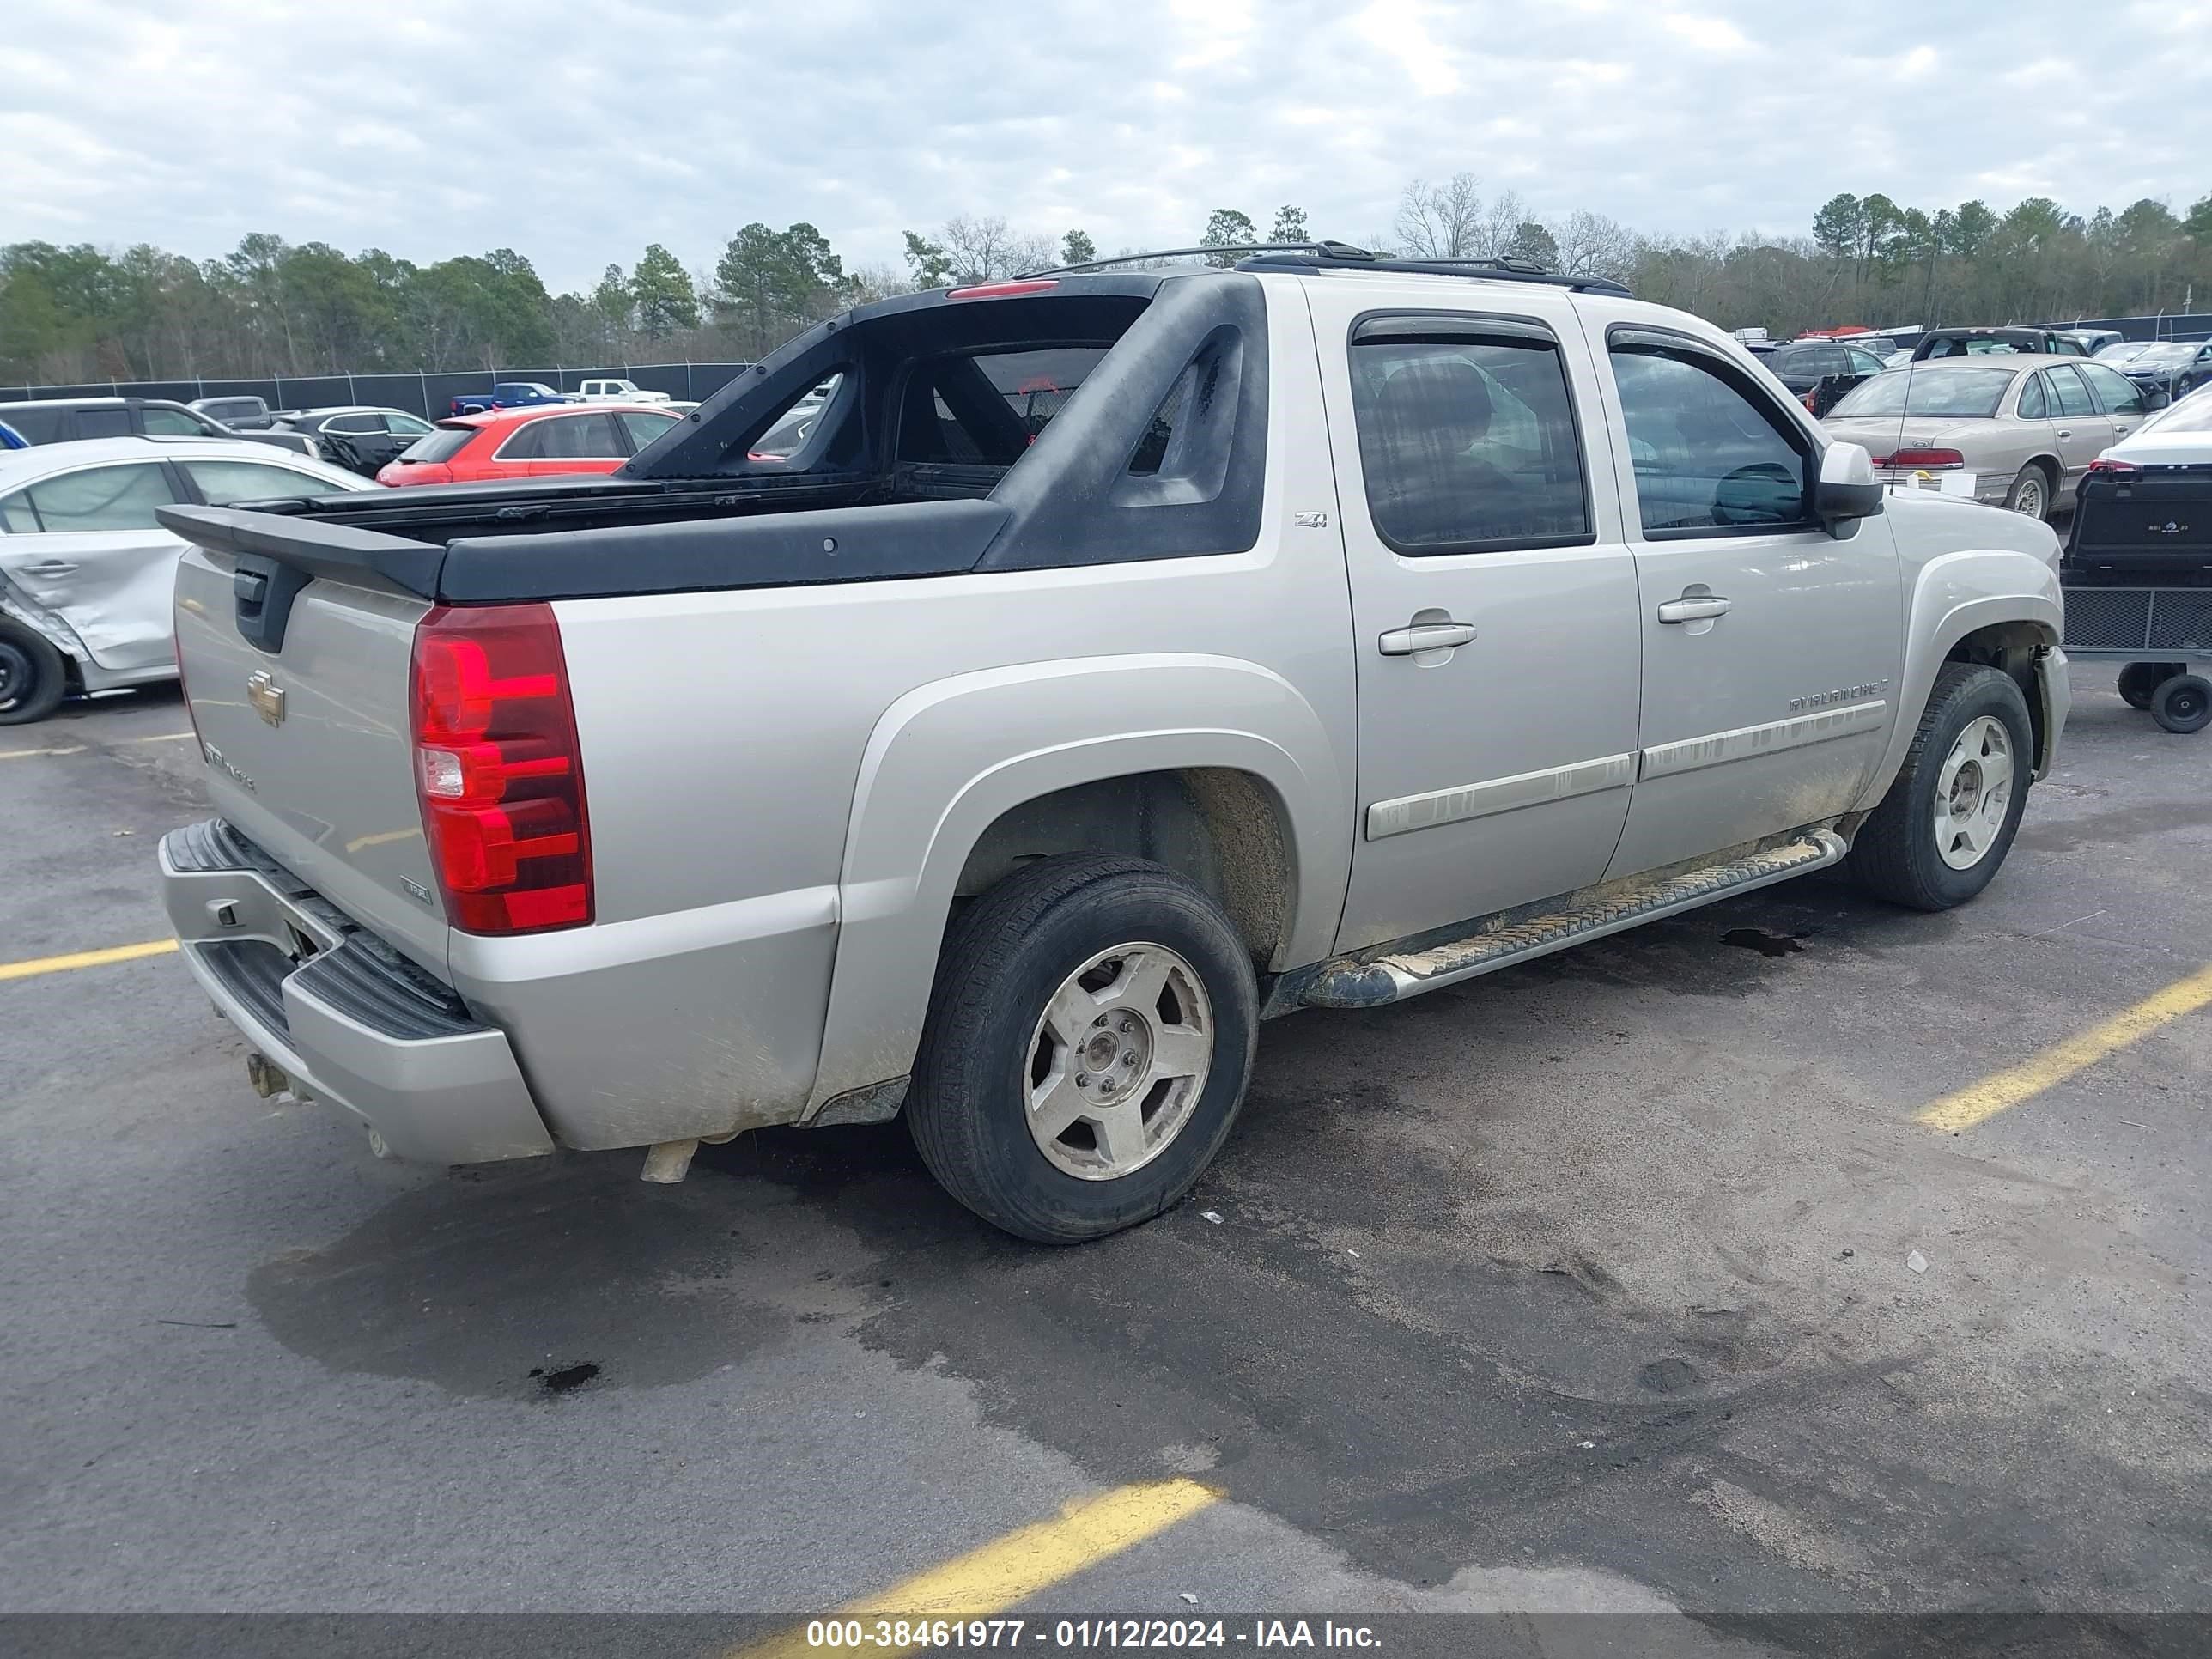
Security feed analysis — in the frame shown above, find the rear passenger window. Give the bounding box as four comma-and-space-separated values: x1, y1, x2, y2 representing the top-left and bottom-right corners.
1608, 343, 1811, 533
76, 408, 133, 438
2047, 365, 2098, 419
1349, 335, 1592, 555
534, 413, 623, 459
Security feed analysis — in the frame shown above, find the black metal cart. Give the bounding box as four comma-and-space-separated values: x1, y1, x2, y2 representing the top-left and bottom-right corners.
2061, 584, 2212, 732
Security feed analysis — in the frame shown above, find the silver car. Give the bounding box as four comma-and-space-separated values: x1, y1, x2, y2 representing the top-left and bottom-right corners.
0, 436, 373, 723
1823, 356, 2159, 520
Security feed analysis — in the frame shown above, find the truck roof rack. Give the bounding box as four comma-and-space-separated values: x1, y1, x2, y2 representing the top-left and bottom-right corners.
1023, 240, 1632, 297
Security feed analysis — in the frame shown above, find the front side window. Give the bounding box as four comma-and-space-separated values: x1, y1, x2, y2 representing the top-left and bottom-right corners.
2079, 362, 2146, 416
76, 408, 133, 438
182, 459, 356, 504
327, 414, 384, 434
618, 410, 680, 451
140, 407, 204, 436
386, 412, 434, 435
2047, 364, 2098, 418
1610, 343, 1810, 533
21, 463, 177, 532
1350, 335, 1591, 555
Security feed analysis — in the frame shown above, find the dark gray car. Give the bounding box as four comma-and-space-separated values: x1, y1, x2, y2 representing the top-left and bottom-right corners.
0, 398, 319, 459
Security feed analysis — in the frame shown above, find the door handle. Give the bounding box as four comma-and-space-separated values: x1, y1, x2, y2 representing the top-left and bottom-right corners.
2056, 428, 2073, 439
1378, 619, 1476, 656
24, 560, 79, 578
1657, 595, 1732, 624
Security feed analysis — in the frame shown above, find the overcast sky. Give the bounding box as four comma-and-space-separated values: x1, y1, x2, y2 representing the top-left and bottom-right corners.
6, 0, 2209, 292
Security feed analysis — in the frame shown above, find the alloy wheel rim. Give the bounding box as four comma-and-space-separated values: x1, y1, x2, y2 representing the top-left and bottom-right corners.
2013, 477, 2043, 517
1934, 715, 2014, 871
1024, 942, 1214, 1182
0, 641, 28, 707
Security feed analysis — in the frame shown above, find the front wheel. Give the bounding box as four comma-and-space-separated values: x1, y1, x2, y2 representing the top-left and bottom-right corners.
1850, 663, 2033, 911
906, 854, 1258, 1243
0, 620, 68, 726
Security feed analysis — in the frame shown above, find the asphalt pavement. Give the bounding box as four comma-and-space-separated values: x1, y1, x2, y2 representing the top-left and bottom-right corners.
1, 667, 2206, 1657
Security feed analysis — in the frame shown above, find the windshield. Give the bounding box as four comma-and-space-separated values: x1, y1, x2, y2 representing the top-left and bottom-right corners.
2095, 343, 2150, 364
2130, 343, 2197, 368
1830, 368, 2015, 420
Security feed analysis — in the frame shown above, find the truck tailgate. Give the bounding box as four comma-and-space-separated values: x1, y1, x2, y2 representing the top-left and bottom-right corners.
172, 542, 448, 975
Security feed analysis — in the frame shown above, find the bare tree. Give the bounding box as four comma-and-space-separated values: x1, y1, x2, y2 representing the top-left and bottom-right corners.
1474, 189, 1528, 260
1553, 210, 1635, 278
1394, 173, 1485, 259
939, 216, 1055, 283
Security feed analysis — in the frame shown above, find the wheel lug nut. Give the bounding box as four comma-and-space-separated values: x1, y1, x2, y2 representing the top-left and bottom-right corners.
1093, 1015, 1108, 1027
1121, 1049, 1139, 1065
1076, 1073, 1090, 1087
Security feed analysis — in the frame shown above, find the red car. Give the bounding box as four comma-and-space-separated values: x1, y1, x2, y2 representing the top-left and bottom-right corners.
376, 404, 684, 487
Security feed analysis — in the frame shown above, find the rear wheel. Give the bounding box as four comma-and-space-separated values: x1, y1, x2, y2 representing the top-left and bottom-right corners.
2002, 464, 2051, 520
2118, 661, 2185, 710
906, 854, 1258, 1243
2151, 673, 2212, 734
0, 620, 67, 726
1850, 663, 2033, 911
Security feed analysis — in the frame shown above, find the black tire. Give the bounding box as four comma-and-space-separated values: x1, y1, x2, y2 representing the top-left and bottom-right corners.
906, 854, 1259, 1244
1850, 663, 2033, 911
2151, 672, 2212, 734
2002, 462, 2052, 520
2118, 661, 2185, 710
0, 619, 67, 726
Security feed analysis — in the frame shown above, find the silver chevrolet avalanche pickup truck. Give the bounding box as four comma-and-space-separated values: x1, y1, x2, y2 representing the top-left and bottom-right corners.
155, 245, 2068, 1242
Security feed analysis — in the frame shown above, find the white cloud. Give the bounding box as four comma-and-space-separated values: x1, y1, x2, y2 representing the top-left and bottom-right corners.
1, 0, 2204, 291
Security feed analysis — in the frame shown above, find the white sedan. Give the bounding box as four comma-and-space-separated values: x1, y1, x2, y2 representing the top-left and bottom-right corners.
0, 436, 374, 724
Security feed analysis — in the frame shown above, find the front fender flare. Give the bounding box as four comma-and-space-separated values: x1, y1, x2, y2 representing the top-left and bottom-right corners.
804, 654, 1349, 1113
1852, 550, 2063, 812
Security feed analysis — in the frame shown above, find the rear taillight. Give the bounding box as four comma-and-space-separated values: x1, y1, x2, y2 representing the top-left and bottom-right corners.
2087, 458, 2140, 477
1876, 447, 1966, 469
947, 278, 1059, 301
409, 603, 592, 935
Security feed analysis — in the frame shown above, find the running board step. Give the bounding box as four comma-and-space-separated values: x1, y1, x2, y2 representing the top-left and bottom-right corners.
1300, 829, 1848, 1009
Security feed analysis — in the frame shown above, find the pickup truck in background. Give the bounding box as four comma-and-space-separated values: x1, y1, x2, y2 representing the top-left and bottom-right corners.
447, 382, 574, 416
155, 249, 2069, 1243
574, 378, 672, 404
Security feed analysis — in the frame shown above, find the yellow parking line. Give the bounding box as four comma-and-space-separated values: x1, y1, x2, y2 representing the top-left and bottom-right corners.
0, 743, 88, 760
732, 1479, 1219, 1659
0, 939, 179, 982
1918, 961, 2212, 1132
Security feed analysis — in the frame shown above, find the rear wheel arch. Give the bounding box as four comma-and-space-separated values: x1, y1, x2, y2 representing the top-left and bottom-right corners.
951, 765, 1297, 973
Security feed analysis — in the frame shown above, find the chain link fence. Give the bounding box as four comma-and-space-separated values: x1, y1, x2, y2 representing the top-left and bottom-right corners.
0, 362, 753, 421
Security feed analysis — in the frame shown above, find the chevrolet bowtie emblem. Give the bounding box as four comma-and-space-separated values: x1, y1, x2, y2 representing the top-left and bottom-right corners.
246, 670, 286, 727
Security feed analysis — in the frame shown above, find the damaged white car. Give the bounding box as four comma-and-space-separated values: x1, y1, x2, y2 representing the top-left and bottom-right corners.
0, 437, 374, 724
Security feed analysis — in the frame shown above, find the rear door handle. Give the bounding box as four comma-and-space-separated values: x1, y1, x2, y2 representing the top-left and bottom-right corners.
1378, 620, 1477, 655
1657, 595, 1732, 624
2057, 428, 2074, 439
23, 560, 78, 578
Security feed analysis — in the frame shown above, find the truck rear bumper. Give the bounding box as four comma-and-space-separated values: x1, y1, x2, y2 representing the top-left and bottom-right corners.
160, 820, 555, 1164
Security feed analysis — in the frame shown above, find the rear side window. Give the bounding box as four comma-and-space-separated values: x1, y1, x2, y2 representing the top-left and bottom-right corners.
76, 408, 133, 438
2016, 375, 2047, 420
3, 406, 67, 443
141, 407, 204, 436
2047, 365, 2098, 419
21, 463, 178, 532
1609, 341, 1811, 534
1350, 334, 1592, 555
182, 459, 356, 504
1, 491, 39, 532
400, 426, 480, 464
512, 412, 623, 460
